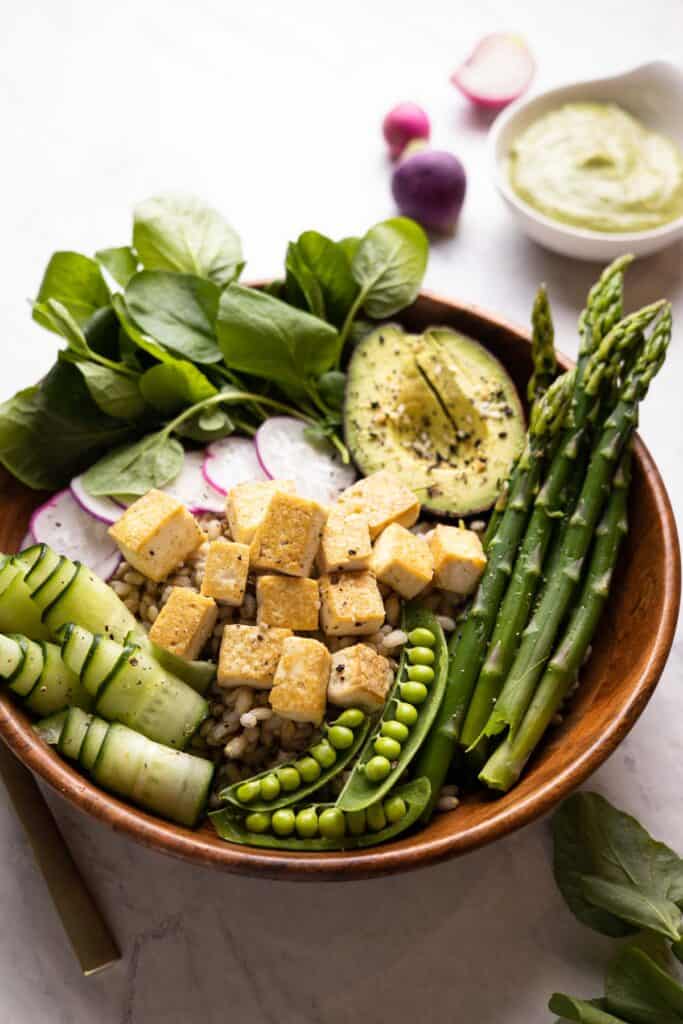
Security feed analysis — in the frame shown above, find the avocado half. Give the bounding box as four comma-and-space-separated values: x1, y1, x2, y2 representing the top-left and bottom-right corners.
344, 325, 525, 517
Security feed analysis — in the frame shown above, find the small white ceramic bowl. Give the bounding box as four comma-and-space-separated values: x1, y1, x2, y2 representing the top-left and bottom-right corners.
490, 61, 683, 261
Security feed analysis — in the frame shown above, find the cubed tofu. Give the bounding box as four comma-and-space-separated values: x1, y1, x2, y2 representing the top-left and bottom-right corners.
336, 470, 420, 539
217, 624, 293, 689
256, 576, 320, 631
319, 571, 385, 636
250, 492, 327, 577
428, 524, 487, 596
200, 538, 250, 606
371, 523, 434, 599
226, 480, 296, 545
269, 637, 330, 725
109, 489, 204, 582
328, 643, 394, 712
318, 511, 372, 573
148, 588, 218, 660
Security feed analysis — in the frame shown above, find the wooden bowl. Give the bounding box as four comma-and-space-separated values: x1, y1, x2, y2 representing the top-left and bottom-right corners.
0, 292, 679, 881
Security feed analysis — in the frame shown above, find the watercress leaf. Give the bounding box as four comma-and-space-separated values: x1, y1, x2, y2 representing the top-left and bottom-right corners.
175, 407, 234, 442
139, 360, 217, 416
549, 994, 627, 1023
33, 299, 92, 357
96, 246, 139, 288
133, 194, 242, 286
348, 318, 375, 347
352, 217, 428, 318
82, 430, 184, 497
606, 947, 683, 1023
286, 231, 358, 327
216, 284, 339, 393
318, 370, 346, 410
0, 361, 133, 490
338, 236, 360, 263
553, 793, 683, 940
83, 306, 123, 361
580, 876, 682, 942
111, 293, 171, 364
33, 251, 110, 330
284, 242, 326, 319
65, 357, 147, 421
125, 270, 223, 365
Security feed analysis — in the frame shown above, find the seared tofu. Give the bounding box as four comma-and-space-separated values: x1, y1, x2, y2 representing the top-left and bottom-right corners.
109, 489, 204, 582
226, 479, 296, 545
148, 587, 217, 660
328, 643, 394, 712
256, 576, 320, 631
250, 492, 327, 577
336, 470, 420, 539
371, 523, 434, 599
318, 511, 372, 573
429, 524, 487, 596
319, 571, 385, 636
217, 624, 293, 689
269, 637, 330, 725
200, 538, 250, 606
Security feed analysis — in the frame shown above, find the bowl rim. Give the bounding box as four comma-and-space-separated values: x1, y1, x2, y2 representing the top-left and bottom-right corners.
489, 60, 683, 244
0, 289, 679, 881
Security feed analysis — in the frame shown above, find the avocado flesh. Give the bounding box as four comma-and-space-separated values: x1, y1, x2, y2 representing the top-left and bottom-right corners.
344, 325, 526, 516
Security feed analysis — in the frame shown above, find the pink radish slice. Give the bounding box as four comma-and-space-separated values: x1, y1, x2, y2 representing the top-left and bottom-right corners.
451, 34, 535, 110
161, 450, 225, 514
255, 417, 356, 503
203, 437, 265, 495
30, 489, 122, 580
70, 475, 123, 524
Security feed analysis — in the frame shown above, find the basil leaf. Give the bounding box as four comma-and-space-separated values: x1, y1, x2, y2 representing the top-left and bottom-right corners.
96, 246, 138, 288
352, 217, 428, 318
82, 430, 184, 497
133, 194, 242, 286
285, 231, 358, 326
553, 793, 683, 940
33, 251, 110, 331
216, 284, 339, 394
0, 361, 133, 490
549, 994, 627, 1023
606, 947, 683, 1023
66, 357, 146, 421
140, 360, 217, 416
126, 270, 223, 364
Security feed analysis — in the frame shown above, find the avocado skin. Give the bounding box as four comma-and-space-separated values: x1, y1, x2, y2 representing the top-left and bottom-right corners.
344, 324, 525, 517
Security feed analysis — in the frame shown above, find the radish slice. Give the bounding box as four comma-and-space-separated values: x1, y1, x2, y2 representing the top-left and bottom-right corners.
255, 417, 356, 504
161, 450, 225, 514
30, 490, 122, 580
71, 475, 122, 524
451, 34, 535, 110
203, 437, 265, 495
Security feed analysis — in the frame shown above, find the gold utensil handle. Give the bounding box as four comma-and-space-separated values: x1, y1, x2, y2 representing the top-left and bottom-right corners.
0, 740, 119, 975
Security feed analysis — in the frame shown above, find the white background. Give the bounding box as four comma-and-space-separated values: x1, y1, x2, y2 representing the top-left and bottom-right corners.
1, 1, 682, 1021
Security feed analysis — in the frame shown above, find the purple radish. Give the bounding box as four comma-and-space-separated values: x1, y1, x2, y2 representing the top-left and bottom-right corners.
255, 417, 356, 503
71, 474, 123, 524
392, 149, 466, 233
30, 490, 122, 580
451, 34, 535, 110
203, 437, 265, 495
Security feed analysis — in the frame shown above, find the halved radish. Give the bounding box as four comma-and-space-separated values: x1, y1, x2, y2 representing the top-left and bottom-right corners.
203, 437, 265, 495
161, 450, 225, 514
71, 475, 122, 524
30, 490, 122, 580
255, 417, 356, 504
451, 34, 534, 110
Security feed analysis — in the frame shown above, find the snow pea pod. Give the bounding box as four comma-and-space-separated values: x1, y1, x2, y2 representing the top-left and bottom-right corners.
336, 605, 447, 813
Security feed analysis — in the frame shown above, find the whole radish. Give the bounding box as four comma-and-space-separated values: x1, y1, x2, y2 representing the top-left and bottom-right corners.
382, 103, 431, 160
392, 149, 466, 233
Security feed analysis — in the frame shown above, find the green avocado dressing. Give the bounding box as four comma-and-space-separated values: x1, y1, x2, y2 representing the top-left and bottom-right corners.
508, 102, 683, 233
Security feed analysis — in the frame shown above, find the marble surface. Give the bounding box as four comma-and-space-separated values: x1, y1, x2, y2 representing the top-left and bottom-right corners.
1, 1, 682, 1020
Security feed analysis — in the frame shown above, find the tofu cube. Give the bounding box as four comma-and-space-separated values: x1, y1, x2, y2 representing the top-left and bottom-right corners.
328, 643, 394, 712
109, 489, 204, 582
148, 588, 217, 660
269, 637, 330, 725
428, 524, 487, 596
371, 523, 434, 599
226, 480, 295, 545
318, 511, 372, 573
256, 576, 320, 631
336, 470, 420, 539
217, 624, 293, 689
319, 571, 385, 636
200, 538, 250, 606
250, 492, 327, 577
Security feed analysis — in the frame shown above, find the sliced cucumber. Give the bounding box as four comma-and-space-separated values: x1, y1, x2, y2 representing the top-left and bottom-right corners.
21, 544, 60, 590
80, 717, 110, 772
134, 633, 215, 696
43, 562, 138, 642
24, 641, 92, 715
60, 623, 97, 677
0, 558, 19, 597
58, 707, 93, 760
34, 709, 68, 746
82, 635, 130, 699
93, 722, 214, 827
7, 636, 45, 698
31, 557, 79, 618
0, 567, 51, 640
0, 633, 24, 680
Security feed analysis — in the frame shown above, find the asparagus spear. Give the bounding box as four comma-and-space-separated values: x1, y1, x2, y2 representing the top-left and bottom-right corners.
482, 303, 671, 744
460, 264, 635, 749
413, 370, 575, 819
527, 284, 557, 404
480, 448, 631, 791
